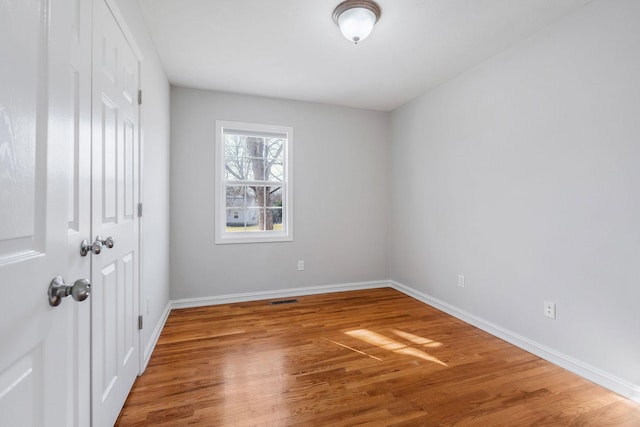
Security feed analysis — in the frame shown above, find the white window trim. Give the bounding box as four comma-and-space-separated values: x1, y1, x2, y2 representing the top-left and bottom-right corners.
215, 120, 293, 244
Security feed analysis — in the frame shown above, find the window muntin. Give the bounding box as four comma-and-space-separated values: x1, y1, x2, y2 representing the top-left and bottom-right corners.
215, 121, 292, 244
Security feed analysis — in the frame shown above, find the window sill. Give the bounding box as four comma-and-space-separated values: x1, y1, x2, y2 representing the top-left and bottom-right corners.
215, 233, 293, 245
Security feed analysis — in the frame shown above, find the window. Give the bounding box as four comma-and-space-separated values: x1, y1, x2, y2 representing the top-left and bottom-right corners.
215, 121, 293, 244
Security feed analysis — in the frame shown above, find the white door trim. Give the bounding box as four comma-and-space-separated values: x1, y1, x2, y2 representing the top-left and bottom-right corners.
103, 0, 144, 61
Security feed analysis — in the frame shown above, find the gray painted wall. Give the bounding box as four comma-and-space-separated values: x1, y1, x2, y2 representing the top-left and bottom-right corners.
390, 0, 640, 385
170, 88, 389, 299
115, 0, 171, 360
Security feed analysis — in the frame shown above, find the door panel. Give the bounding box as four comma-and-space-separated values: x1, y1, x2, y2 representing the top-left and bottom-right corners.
101, 98, 118, 223
124, 121, 136, 220
0, 0, 76, 425
0, 354, 36, 425
0, 0, 45, 258
91, 1, 140, 425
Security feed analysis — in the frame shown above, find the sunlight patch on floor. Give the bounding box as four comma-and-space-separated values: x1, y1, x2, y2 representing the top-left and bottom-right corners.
345, 329, 448, 367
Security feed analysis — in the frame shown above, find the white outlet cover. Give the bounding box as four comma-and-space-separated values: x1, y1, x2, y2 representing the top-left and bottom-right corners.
544, 301, 556, 319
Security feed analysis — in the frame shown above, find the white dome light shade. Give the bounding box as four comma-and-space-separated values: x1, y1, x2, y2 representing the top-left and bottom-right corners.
338, 7, 376, 43
332, 0, 381, 44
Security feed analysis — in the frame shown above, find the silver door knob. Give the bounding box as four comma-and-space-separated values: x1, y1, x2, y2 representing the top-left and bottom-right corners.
80, 239, 103, 256
96, 235, 114, 249
48, 276, 91, 307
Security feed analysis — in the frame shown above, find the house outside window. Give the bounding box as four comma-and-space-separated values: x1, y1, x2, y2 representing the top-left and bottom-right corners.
215, 120, 293, 244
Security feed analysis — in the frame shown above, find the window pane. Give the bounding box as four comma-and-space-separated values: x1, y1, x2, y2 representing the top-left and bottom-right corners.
225, 186, 245, 208
245, 137, 266, 179
244, 156, 265, 181
268, 162, 284, 182
246, 208, 263, 231
245, 186, 260, 208
266, 139, 284, 162
225, 157, 253, 181
224, 135, 245, 156
226, 208, 245, 231
225, 135, 249, 181
268, 208, 283, 230
267, 187, 282, 207
266, 139, 284, 182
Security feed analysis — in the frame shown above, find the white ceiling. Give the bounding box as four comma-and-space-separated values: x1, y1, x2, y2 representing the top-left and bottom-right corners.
137, 0, 593, 111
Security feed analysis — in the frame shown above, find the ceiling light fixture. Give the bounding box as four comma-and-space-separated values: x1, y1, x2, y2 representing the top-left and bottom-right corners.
332, 0, 381, 44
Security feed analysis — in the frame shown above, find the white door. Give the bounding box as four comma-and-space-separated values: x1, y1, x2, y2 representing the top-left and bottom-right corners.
90, 0, 141, 425
67, 0, 93, 426
0, 0, 82, 426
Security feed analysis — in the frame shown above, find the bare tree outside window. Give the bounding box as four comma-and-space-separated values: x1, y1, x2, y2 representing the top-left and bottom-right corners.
224, 135, 284, 231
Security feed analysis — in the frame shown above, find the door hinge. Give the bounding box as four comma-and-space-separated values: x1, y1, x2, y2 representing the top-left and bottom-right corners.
138, 90, 142, 105
138, 315, 143, 330
138, 202, 143, 218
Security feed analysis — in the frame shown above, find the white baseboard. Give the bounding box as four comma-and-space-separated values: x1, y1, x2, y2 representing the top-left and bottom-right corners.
140, 301, 172, 374
170, 280, 389, 309
389, 280, 640, 403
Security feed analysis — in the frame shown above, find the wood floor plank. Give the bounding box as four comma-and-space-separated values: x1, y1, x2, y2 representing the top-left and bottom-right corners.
116, 288, 640, 426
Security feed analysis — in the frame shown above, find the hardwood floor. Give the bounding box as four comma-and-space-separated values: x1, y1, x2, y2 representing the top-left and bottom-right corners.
116, 288, 640, 426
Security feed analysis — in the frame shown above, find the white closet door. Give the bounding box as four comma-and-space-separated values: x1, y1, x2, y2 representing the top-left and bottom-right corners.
90, 0, 141, 425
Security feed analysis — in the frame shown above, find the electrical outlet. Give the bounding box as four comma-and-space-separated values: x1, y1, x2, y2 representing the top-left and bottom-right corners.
544, 301, 556, 319
297, 260, 304, 271
458, 275, 465, 288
